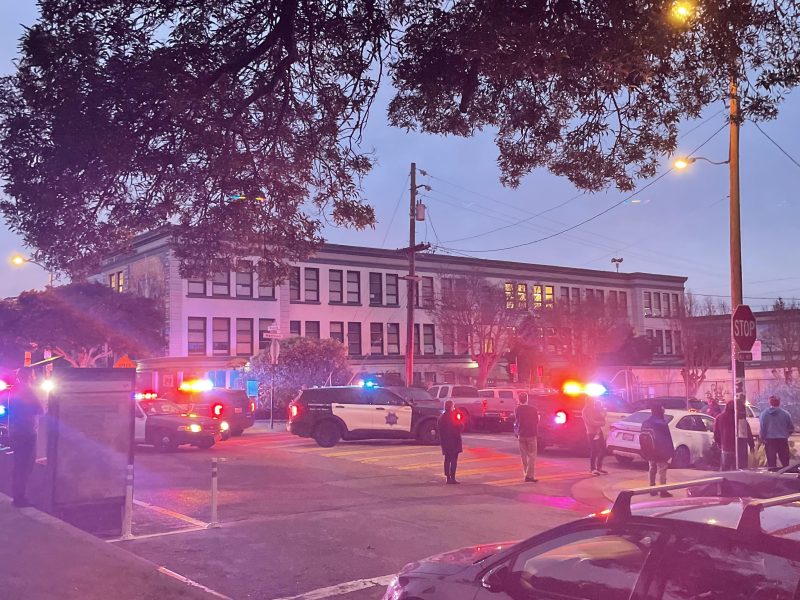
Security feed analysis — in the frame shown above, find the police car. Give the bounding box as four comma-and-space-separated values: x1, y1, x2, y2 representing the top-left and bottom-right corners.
134, 393, 222, 451
163, 379, 256, 438
287, 384, 443, 447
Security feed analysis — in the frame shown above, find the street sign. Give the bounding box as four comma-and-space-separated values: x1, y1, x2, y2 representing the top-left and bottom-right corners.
731, 304, 757, 351
751, 340, 762, 361
113, 354, 136, 369
737, 351, 753, 361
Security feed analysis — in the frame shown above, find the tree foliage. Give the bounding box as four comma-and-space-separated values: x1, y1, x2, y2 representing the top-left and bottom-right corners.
1, 282, 165, 367
763, 297, 800, 384
249, 336, 351, 407
3, 1, 800, 276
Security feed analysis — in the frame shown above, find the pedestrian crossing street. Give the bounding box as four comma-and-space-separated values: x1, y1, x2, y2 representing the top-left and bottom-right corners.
234, 430, 592, 488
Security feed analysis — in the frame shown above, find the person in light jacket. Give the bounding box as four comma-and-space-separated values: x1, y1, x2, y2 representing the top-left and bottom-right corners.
759, 395, 795, 470
582, 398, 607, 475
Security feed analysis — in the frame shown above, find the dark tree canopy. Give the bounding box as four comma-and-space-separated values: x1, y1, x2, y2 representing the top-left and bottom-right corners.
2, 1, 799, 277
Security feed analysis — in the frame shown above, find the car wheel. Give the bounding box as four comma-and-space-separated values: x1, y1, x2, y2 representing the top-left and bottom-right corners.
416, 420, 440, 445
196, 437, 215, 449
220, 431, 231, 441
231, 428, 244, 437
672, 445, 691, 468
156, 431, 179, 452
615, 455, 635, 465
313, 421, 342, 448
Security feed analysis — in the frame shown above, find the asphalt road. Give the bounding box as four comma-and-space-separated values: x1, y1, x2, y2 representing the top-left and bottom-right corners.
119, 423, 655, 600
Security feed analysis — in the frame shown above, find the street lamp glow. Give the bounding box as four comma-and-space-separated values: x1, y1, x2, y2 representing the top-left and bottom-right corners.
670, 0, 696, 22
673, 157, 693, 170
11, 254, 26, 266
40, 379, 56, 393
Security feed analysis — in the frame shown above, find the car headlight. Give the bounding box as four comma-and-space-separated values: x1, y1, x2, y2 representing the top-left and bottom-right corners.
220, 421, 230, 432
382, 576, 404, 600
179, 424, 203, 433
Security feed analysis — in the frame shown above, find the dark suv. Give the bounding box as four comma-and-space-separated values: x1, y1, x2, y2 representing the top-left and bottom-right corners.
288, 386, 442, 447
384, 476, 800, 600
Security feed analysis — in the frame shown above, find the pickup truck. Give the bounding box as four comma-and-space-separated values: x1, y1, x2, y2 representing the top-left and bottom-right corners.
427, 384, 515, 431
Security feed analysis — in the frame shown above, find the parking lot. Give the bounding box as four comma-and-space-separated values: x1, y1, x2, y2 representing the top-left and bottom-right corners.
120, 422, 670, 600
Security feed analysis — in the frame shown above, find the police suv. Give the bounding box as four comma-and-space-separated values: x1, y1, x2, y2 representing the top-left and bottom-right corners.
287, 385, 443, 447
135, 393, 222, 451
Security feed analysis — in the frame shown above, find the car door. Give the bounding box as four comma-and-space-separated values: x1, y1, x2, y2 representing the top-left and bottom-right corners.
368, 389, 413, 432
474, 525, 663, 600
329, 389, 374, 432
134, 403, 147, 443
673, 415, 709, 462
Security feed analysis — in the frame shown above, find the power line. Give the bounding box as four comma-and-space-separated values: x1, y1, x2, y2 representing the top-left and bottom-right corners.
753, 122, 800, 171
380, 174, 409, 248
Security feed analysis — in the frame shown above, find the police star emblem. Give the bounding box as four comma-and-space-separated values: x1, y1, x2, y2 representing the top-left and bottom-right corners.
385, 411, 399, 426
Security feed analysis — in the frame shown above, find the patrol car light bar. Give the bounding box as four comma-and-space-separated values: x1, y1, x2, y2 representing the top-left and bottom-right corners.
737, 492, 800, 534
609, 477, 726, 522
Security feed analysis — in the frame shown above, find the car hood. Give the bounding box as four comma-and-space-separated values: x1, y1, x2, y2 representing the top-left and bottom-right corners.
148, 414, 218, 428
399, 541, 518, 576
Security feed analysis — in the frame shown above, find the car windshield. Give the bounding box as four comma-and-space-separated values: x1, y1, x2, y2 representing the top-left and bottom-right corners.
387, 387, 433, 402
139, 400, 183, 416
623, 411, 674, 424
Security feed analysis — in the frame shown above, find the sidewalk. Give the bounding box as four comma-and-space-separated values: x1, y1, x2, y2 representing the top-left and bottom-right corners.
0, 493, 221, 600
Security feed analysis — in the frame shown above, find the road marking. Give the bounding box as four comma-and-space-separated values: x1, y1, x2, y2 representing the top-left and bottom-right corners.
133, 499, 209, 528
318, 445, 418, 458
397, 454, 519, 470
356, 449, 440, 463
269, 574, 395, 600
157, 566, 233, 599
487, 472, 589, 486
108, 526, 207, 542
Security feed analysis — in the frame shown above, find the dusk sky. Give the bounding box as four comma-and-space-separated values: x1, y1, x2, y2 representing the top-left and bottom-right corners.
2, 2, 799, 307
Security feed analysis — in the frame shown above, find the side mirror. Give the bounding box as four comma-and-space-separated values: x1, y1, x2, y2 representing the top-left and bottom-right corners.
481, 564, 509, 593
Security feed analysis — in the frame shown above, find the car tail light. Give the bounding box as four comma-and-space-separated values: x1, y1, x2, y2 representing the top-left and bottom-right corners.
250, 401, 255, 413
212, 403, 224, 417
554, 410, 568, 425
289, 404, 299, 419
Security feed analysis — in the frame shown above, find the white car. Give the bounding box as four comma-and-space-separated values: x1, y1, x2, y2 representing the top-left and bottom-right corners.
606, 409, 716, 468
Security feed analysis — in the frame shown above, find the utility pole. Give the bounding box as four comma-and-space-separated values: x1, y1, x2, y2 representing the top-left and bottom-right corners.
405, 163, 418, 388
729, 78, 746, 470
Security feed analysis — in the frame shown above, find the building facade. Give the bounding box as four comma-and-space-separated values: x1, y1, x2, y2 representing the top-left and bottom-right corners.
92, 229, 687, 390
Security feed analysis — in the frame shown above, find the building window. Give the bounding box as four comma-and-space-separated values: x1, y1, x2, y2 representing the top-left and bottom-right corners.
236, 264, 253, 298
188, 277, 206, 296
653, 292, 662, 317
505, 282, 515, 309
646, 329, 654, 339
423, 324, 435, 354
236, 318, 253, 356
188, 317, 206, 356
330, 321, 344, 344
257, 277, 275, 299
369, 272, 383, 305
442, 326, 455, 354
386, 274, 399, 305
517, 283, 528, 310
532, 285, 543, 308
413, 324, 421, 355
663, 293, 671, 317
212, 318, 230, 356
544, 285, 554, 308
595, 289, 604, 304
442, 278, 454, 302
289, 267, 301, 301
258, 318, 275, 350
347, 322, 362, 356
370, 323, 383, 354
664, 330, 673, 355
109, 273, 117, 290
115, 271, 124, 292
304, 268, 319, 302
571, 287, 581, 304
619, 291, 628, 314
305, 321, 320, 339
457, 326, 470, 355
387, 323, 400, 354
671, 293, 680, 316
424, 372, 437, 384
674, 330, 682, 354
654, 330, 664, 354
560, 286, 570, 304
443, 371, 455, 384
644, 292, 653, 317
346, 271, 360, 304
212, 271, 230, 296
609, 290, 618, 307
289, 321, 301, 337
421, 277, 434, 308
329, 270, 343, 303
585, 288, 595, 301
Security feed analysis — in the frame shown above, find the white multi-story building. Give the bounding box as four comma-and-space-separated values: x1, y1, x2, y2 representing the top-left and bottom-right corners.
92, 228, 686, 390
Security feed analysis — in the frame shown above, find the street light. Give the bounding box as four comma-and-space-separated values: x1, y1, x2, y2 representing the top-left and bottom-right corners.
672, 156, 729, 170
10, 253, 53, 287
670, 2, 747, 468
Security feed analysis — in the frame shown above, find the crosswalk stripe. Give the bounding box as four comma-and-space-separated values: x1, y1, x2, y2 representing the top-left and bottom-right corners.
487, 471, 589, 486
396, 454, 518, 471
356, 450, 440, 463
318, 445, 421, 458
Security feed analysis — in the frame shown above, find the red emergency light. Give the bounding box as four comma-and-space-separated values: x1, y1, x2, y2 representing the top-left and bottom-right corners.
212, 403, 224, 418
135, 391, 158, 400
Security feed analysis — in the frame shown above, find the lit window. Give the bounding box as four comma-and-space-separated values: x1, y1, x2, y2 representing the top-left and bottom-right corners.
532, 285, 543, 308
505, 282, 515, 309
544, 285, 554, 308
517, 283, 528, 310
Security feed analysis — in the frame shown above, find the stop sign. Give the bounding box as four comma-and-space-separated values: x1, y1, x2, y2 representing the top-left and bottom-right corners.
732, 304, 757, 351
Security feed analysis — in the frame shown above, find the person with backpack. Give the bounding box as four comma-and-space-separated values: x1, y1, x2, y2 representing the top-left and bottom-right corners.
641, 405, 674, 497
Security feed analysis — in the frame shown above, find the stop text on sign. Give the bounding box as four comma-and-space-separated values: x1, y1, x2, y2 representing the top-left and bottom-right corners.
733, 319, 756, 339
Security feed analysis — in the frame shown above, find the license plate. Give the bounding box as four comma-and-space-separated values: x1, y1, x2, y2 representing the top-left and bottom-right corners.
235, 407, 242, 413
622, 433, 634, 441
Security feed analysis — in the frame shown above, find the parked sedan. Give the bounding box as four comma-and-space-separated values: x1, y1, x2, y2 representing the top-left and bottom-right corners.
606, 409, 716, 468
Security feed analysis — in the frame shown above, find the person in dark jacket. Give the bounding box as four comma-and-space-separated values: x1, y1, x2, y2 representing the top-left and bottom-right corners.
582, 398, 607, 475
9, 368, 44, 508
438, 400, 463, 484
514, 395, 540, 482
714, 400, 754, 471
641, 405, 675, 497
759, 395, 795, 470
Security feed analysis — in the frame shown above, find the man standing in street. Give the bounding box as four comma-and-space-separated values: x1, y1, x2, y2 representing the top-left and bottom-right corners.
759, 395, 795, 470
438, 400, 463, 484
582, 398, 608, 475
714, 400, 754, 471
703, 393, 721, 418
641, 405, 675, 497
9, 368, 44, 508
514, 394, 539, 483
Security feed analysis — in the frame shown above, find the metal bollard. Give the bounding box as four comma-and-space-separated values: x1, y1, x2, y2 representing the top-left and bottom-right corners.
208, 458, 220, 528
121, 463, 134, 540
